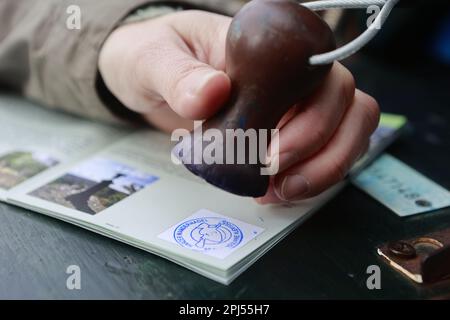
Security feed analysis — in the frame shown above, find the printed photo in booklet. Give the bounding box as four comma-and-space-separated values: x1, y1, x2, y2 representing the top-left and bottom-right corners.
29, 158, 159, 215
0, 94, 407, 284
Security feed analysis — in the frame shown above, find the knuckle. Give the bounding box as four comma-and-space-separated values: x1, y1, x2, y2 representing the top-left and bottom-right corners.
333, 63, 356, 107
341, 69, 356, 106
169, 60, 203, 96
361, 94, 381, 132
328, 157, 349, 183
172, 58, 200, 80
312, 125, 331, 148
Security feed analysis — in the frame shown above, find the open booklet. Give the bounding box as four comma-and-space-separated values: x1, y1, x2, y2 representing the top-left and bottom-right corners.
0, 94, 407, 284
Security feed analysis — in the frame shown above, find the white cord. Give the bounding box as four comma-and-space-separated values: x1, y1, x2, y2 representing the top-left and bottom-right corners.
301, 0, 400, 65
303, 0, 387, 10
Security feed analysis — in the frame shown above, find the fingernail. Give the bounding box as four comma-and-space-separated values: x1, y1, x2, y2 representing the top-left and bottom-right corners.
275, 175, 310, 201
188, 70, 223, 96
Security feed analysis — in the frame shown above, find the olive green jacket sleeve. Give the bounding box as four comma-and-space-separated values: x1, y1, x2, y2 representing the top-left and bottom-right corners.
0, 0, 245, 124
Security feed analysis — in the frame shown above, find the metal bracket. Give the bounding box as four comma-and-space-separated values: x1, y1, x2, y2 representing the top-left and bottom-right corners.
378, 228, 450, 283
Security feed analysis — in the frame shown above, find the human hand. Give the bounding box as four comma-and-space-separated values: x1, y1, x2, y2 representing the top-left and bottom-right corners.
99, 10, 380, 203
257, 63, 380, 204
99, 10, 232, 133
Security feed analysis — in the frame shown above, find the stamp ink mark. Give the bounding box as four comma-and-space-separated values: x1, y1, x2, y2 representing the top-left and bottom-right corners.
173, 217, 243, 252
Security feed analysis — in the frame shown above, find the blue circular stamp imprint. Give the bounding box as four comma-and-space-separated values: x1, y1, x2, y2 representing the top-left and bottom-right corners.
173, 217, 243, 252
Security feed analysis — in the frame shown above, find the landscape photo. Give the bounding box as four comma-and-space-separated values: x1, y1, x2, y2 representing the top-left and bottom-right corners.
0, 150, 59, 190
29, 158, 158, 215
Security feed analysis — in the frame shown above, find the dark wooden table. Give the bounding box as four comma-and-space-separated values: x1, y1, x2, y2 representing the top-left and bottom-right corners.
0, 57, 449, 299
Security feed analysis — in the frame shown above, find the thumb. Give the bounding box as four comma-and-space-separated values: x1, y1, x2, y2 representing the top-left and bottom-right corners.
141, 40, 231, 121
